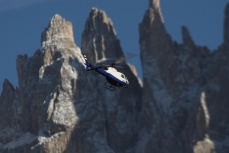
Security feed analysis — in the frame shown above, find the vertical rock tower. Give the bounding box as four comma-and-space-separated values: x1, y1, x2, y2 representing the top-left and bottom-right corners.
81, 8, 124, 64
136, 0, 229, 152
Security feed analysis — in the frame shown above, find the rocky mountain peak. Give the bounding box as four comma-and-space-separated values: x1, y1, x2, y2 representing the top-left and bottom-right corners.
149, 0, 160, 11
81, 8, 124, 64
139, 0, 172, 60
146, 0, 164, 25
2, 79, 14, 92
0, 79, 16, 105
88, 8, 116, 36
224, 2, 229, 43
40, 14, 79, 65
182, 26, 194, 45
41, 14, 75, 49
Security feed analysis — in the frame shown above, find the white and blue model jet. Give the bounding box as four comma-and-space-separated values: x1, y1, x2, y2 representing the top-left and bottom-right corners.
83, 54, 129, 91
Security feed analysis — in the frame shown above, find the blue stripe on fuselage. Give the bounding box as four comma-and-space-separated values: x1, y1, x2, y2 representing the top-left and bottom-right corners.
89, 65, 128, 87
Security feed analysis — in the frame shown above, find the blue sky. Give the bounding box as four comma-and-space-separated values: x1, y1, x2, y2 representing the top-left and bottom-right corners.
0, 0, 228, 92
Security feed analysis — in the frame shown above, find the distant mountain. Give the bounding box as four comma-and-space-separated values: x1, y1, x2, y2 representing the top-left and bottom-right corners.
0, 0, 229, 153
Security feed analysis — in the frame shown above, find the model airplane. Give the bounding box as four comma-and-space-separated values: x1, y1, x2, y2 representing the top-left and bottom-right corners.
83, 54, 129, 91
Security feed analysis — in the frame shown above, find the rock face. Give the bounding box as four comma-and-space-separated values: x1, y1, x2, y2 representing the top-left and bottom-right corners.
81, 8, 124, 64
78, 8, 142, 153
136, 0, 229, 153
0, 14, 87, 152
0, 0, 229, 153
0, 10, 142, 153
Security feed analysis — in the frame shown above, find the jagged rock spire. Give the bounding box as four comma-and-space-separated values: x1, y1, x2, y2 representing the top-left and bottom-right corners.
148, 0, 164, 24
0, 79, 15, 103
139, 0, 171, 59
149, 0, 160, 11
40, 14, 79, 65
2, 79, 14, 91
81, 8, 124, 64
86, 8, 116, 36
41, 14, 75, 49
224, 2, 229, 43
182, 26, 194, 45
